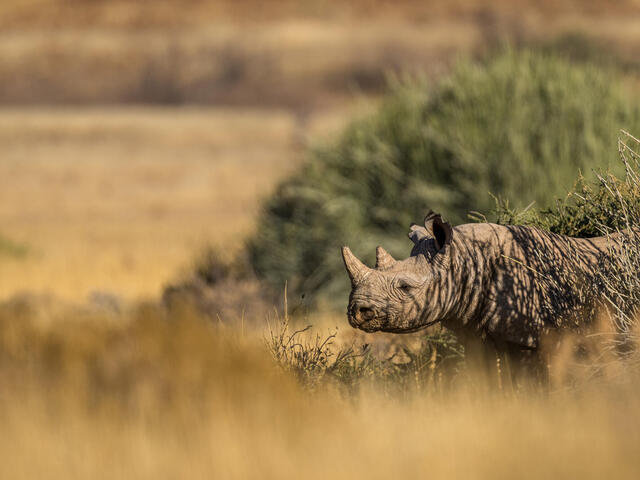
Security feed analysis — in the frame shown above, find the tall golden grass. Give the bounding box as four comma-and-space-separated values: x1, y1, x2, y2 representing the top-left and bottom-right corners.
1, 301, 639, 479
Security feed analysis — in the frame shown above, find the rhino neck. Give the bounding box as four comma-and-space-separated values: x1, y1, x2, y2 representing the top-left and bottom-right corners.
453, 232, 497, 328
423, 227, 498, 330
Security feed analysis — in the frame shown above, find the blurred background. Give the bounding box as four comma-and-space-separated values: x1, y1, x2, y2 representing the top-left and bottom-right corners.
1, 0, 640, 307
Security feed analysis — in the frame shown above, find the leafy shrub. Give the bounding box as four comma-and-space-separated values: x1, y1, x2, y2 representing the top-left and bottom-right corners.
489, 132, 640, 355
249, 49, 640, 307
0, 234, 27, 259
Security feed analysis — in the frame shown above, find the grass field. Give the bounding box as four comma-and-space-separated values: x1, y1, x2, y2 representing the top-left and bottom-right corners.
0, 106, 359, 302
0, 307, 638, 480
0, 107, 295, 300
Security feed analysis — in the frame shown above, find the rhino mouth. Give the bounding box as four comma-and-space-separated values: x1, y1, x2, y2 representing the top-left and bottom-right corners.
348, 316, 431, 334
348, 308, 426, 334
348, 307, 439, 334
348, 314, 379, 332
347, 306, 385, 332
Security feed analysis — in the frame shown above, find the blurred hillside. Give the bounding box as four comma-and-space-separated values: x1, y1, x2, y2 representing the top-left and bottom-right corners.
2, 0, 640, 107
6, 0, 640, 27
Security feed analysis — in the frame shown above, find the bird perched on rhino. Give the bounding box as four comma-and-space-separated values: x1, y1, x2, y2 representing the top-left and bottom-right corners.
341, 211, 626, 381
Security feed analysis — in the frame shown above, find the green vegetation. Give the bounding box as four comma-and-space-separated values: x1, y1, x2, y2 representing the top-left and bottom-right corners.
265, 134, 640, 392
0, 234, 27, 259
487, 169, 640, 238
249, 49, 640, 307
487, 132, 640, 346
484, 131, 640, 239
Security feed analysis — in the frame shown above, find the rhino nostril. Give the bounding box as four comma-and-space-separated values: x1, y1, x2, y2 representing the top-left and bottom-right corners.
358, 306, 375, 321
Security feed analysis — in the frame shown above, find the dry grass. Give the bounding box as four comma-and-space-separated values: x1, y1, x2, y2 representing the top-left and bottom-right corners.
0, 304, 639, 479
0, 107, 301, 301
0, 106, 357, 302
2, 0, 640, 28
0, 21, 479, 106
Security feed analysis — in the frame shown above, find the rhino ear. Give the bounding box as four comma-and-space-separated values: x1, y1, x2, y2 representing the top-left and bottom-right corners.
423, 210, 438, 223
424, 213, 453, 252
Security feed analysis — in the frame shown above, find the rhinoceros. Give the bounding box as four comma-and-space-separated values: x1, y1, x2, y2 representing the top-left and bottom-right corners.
342, 212, 623, 381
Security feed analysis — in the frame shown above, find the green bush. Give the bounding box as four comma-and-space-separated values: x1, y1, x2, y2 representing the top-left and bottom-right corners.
489, 132, 640, 352
487, 172, 640, 238
248, 49, 640, 307
0, 234, 27, 259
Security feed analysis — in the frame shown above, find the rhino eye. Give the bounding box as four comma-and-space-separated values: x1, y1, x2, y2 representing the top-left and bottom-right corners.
397, 281, 413, 292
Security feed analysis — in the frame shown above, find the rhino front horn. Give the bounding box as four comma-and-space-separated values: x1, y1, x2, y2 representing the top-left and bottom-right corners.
342, 246, 370, 286
375, 246, 396, 270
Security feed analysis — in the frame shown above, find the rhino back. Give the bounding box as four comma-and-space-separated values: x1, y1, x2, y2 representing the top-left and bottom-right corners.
452, 223, 612, 348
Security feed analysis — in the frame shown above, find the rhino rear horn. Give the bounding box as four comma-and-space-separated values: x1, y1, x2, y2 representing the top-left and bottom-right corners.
375, 246, 396, 270
342, 246, 370, 286
408, 224, 428, 245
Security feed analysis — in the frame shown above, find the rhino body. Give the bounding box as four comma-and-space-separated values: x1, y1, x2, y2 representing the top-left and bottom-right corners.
342, 213, 622, 365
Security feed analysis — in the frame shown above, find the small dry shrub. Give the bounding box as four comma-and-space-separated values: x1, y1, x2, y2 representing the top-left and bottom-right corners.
266, 312, 464, 395
163, 246, 275, 328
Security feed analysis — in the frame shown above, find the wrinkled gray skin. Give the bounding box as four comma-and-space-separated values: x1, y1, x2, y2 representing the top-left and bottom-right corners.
343, 212, 622, 382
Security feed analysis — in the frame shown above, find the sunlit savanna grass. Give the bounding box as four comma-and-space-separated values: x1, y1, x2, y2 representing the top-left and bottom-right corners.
0, 305, 638, 480
0, 107, 358, 302
0, 108, 299, 300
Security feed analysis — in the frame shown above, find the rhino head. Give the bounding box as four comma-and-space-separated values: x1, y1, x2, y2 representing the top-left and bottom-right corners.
342, 212, 455, 333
